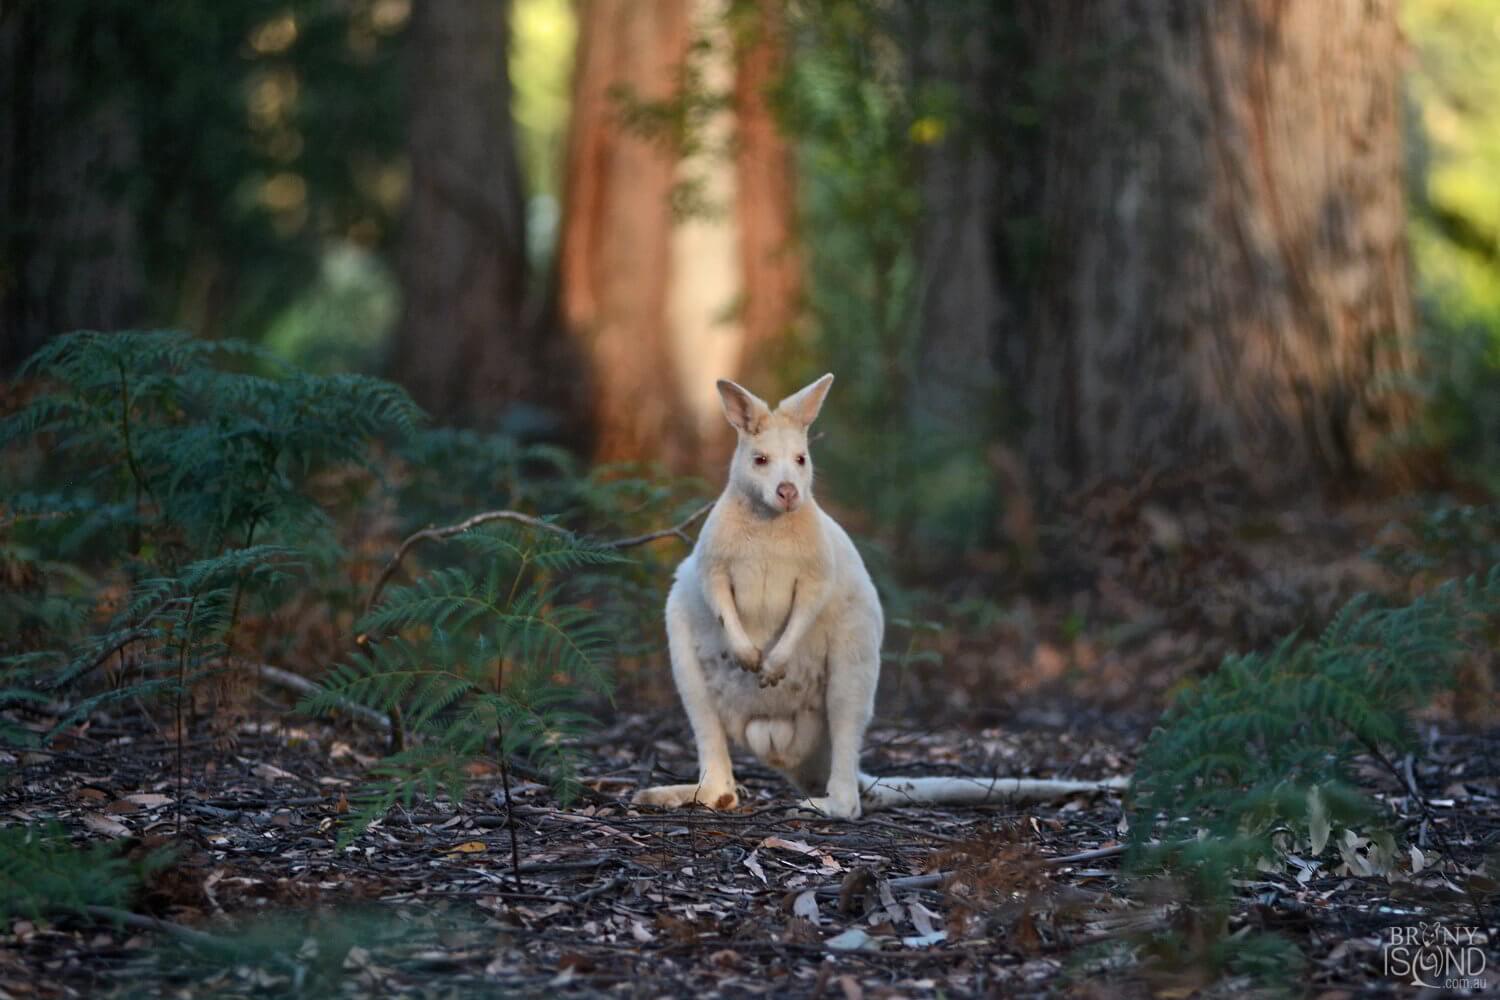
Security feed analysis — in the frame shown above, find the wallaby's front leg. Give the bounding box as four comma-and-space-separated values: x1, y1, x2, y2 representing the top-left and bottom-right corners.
705, 566, 760, 673
633, 594, 739, 810
760, 576, 832, 688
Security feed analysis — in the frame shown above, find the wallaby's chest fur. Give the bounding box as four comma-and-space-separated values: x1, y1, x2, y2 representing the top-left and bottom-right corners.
701, 506, 828, 650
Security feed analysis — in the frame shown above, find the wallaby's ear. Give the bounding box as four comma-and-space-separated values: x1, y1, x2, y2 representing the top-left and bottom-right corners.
717, 379, 772, 435
777, 373, 835, 427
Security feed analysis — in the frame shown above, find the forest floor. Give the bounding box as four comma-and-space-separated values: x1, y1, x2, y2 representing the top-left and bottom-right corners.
3, 705, 1496, 998
5, 483, 1498, 996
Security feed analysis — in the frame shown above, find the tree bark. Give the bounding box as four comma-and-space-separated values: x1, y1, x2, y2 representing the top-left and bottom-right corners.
389, 0, 537, 428
731, 0, 801, 383
558, 0, 693, 465
0, 4, 146, 372
558, 0, 798, 470
1021, 0, 1414, 495
919, 0, 1414, 499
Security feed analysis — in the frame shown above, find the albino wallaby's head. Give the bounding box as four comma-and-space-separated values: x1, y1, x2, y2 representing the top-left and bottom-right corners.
716, 374, 834, 515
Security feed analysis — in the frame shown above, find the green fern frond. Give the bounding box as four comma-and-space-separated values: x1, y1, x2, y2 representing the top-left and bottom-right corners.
1132, 562, 1500, 884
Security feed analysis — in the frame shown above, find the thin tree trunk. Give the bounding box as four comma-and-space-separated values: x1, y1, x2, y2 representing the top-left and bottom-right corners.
1012, 0, 1414, 496
390, 0, 533, 428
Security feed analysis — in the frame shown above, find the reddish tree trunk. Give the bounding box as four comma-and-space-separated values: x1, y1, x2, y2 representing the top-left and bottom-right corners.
558, 0, 693, 465
732, 0, 802, 380
559, 0, 799, 470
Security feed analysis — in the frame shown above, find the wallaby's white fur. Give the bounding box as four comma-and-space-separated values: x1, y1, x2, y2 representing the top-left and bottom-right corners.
633, 375, 1128, 819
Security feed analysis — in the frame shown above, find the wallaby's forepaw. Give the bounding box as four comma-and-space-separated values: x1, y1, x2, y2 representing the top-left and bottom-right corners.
796, 792, 861, 820
632, 783, 739, 811
758, 648, 790, 687
730, 641, 762, 674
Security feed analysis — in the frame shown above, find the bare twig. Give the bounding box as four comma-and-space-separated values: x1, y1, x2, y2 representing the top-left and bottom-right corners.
498, 717, 523, 894
600, 502, 714, 550
570, 875, 629, 905
363, 501, 713, 616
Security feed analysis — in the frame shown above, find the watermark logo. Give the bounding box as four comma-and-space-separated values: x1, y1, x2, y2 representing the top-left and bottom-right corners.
1383, 923, 1487, 989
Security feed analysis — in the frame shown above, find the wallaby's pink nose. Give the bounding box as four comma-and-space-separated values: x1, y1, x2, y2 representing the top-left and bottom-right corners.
776, 482, 799, 508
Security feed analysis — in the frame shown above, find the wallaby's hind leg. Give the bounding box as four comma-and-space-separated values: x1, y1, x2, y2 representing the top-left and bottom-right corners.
800, 637, 876, 819
633, 591, 739, 811
785, 721, 832, 796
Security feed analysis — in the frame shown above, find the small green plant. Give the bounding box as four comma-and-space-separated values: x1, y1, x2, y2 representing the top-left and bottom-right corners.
0, 823, 168, 922
1125, 561, 1500, 985
304, 526, 622, 844
1132, 570, 1499, 849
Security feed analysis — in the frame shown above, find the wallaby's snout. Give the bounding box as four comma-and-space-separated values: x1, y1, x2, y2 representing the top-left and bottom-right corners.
776, 481, 799, 510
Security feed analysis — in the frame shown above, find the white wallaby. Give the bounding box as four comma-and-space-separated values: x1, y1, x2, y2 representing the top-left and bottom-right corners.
633, 374, 1128, 818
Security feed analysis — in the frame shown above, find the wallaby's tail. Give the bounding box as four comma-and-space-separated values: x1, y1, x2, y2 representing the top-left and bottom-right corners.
857, 773, 1130, 812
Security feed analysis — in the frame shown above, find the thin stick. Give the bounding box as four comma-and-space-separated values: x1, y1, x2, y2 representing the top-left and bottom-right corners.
497, 718, 522, 894
174, 598, 198, 839
251, 661, 391, 731
363, 501, 712, 616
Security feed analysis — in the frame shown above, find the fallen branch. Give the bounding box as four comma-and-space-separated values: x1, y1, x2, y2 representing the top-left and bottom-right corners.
251, 661, 390, 731
817, 843, 1128, 896
83, 905, 231, 952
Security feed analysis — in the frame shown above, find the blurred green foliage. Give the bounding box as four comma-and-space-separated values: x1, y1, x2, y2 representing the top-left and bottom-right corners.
13, 1, 408, 340
9, 1, 581, 380
1405, 0, 1500, 489
778, 0, 964, 555
512, 0, 577, 264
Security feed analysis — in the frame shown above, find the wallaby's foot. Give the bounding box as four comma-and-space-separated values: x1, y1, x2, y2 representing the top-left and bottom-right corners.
797, 791, 861, 820
632, 783, 739, 811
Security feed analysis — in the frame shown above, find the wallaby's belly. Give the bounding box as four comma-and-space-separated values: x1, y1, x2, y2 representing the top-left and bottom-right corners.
675, 563, 835, 759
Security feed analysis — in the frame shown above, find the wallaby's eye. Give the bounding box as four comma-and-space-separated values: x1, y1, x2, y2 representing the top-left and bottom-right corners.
795, 454, 807, 466
753, 454, 769, 467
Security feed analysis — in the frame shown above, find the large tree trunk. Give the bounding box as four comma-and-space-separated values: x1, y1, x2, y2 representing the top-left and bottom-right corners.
558, 0, 798, 470
0, 5, 145, 372
389, 0, 536, 428
1019, 0, 1413, 495
919, 0, 1413, 499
